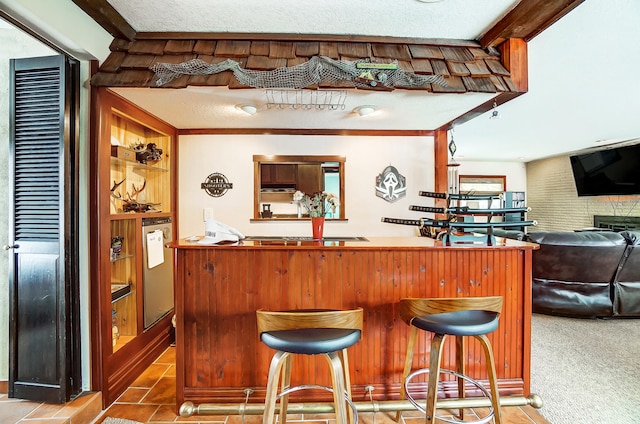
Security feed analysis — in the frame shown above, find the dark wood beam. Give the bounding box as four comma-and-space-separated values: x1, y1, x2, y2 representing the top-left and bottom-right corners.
137, 32, 483, 47
72, 0, 136, 41
480, 0, 585, 48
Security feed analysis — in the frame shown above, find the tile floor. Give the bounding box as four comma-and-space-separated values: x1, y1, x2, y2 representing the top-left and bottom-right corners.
0, 391, 102, 423
1, 346, 550, 424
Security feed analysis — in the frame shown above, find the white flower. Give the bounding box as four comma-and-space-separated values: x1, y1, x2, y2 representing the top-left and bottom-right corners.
326, 193, 340, 206
293, 190, 304, 202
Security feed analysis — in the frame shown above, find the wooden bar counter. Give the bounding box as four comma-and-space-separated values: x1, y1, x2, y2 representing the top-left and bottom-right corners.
169, 236, 538, 408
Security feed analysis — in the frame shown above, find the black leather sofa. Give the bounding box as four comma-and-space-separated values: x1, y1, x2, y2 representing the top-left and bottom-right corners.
527, 230, 640, 318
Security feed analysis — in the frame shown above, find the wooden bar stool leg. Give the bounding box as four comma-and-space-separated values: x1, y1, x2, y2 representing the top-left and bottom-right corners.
426, 334, 446, 424
338, 348, 355, 424
477, 334, 503, 424
325, 351, 349, 424
396, 326, 419, 422
263, 351, 289, 424
454, 335, 466, 420
280, 354, 293, 424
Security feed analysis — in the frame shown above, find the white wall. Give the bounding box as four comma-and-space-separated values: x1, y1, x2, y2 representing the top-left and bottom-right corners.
178, 135, 529, 238
178, 134, 435, 237
458, 161, 527, 192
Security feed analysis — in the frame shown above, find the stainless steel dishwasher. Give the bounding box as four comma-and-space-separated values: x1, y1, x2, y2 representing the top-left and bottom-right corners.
141, 217, 174, 329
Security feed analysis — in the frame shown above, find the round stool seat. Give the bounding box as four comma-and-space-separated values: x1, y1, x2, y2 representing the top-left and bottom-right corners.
411, 310, 499, 336
261, 328, 361, 355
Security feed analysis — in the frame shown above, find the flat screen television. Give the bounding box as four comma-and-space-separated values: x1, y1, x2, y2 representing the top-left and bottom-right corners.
570, 143, 640, 196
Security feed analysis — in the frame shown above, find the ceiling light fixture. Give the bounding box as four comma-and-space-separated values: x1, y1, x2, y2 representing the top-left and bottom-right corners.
353, 105, 377, 117
235, 104, 257, 115
489, 100, 501, 120
265, 89, 347, 110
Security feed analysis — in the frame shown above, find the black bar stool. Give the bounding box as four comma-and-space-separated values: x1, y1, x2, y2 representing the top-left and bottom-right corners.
256, 308, 363, 424
397, 297, 503, 424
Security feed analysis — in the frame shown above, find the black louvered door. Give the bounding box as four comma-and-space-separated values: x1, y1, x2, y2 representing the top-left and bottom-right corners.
8, 55, 81, 403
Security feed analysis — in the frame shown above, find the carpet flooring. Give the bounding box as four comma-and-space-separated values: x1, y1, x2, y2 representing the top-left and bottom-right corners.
530, 313, 640, 424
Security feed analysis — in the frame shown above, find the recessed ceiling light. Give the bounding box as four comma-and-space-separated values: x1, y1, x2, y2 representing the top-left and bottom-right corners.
235, 104, 257, 115
353, 105, 377, 116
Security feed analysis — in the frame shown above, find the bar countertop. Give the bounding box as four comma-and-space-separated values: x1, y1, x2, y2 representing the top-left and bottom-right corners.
168, 235, 539, 250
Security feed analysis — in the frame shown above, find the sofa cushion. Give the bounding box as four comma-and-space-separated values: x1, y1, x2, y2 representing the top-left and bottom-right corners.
528, 231, 627, 284
532, 279, 613, 317
527, 230, 627, 246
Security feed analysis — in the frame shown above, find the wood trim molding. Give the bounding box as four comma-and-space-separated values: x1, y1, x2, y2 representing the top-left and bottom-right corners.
179, 128, 434, 137
433, 129, 449, 213
137, 32, 483, 47
0, 380, 7, 394
500, 38, 528, 92
480, 0, 586, 48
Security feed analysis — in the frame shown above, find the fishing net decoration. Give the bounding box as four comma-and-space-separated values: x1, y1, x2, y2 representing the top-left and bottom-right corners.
149, 56, 446, 90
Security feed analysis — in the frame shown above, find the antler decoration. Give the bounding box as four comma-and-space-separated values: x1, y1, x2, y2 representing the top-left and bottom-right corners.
110, 178, 160, 213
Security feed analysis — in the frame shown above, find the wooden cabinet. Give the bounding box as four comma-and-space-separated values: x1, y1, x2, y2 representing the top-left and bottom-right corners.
296, 164, 323, 194
91, 88, 177, 407
261, 164, 297, 186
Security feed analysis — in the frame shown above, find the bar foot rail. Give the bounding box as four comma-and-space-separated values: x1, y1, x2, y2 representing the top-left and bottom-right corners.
179, 394, 544, 417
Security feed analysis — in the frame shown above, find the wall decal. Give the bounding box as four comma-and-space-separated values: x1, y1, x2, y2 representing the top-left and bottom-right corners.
201, 172, 233, 197
376, 165, 406, 202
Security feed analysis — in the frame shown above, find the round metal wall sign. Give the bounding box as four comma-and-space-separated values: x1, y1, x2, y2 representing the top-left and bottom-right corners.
201, 172, 233, 197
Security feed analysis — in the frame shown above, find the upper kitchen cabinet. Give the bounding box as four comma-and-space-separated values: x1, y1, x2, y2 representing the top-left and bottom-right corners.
260, 164, 297, 187
91, 88, 177, 407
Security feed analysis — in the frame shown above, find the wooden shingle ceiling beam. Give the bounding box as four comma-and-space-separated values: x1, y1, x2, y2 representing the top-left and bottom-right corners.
71, 0, 136, 41
480, 0, 585, 48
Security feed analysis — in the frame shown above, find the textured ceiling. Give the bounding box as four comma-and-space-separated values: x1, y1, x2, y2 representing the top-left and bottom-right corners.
100, 0, 522, 154
107, 0, 520, 39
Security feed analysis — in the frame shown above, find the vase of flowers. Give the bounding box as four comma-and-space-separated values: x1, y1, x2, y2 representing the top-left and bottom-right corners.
295, 190, 339, 238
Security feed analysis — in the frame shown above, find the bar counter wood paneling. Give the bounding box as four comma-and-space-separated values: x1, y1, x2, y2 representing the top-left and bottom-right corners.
169, 237, 538, 408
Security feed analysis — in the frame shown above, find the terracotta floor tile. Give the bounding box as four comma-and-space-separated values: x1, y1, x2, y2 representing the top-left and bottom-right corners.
163, 365, 176, 378
24, 403, 66, 419
0, 399, 43, 422
141, 377, 176, 405
101, 402, 159, 423
117, 388, 150, 404
131, 364, 172, 388
149, 404, 179, 422
16, 419, 70, 424
71, 395, 104, 424
357, 411, 398, 424
226, 414, 264, 424
155, 347, 176, 365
